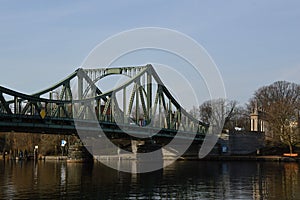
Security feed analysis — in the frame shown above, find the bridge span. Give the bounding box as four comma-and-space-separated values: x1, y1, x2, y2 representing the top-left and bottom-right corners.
0, 64, 209, 155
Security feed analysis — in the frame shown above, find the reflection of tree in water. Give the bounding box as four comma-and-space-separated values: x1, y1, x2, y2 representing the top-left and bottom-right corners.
283, 163, 299, 199
261, 163, 300, 200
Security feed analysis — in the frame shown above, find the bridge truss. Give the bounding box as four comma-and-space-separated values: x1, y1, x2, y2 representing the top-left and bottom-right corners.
0, 64, 208, 141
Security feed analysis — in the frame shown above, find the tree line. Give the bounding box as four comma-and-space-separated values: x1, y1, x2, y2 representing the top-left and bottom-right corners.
190, 80, 300, 154
0, 132, 78, 158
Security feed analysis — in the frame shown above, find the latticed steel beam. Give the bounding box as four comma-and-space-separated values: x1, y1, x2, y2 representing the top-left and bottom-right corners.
102, 97, 111, 120
138, 81, 147, 121
135, 82, 139, 124
147, 72, 152, 121
78, 72, 83, 100
0, 64, 208, 137
77, 69, 104, 100
127, 83, 136, 117
21, 102, 31, 115
66, 83, 73, 100
123, 87, 126, 123
0, 92, 12, 114
59, 85, 67, 100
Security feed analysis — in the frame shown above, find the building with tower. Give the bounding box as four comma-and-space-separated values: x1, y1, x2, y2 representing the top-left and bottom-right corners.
250, 103, 266, 133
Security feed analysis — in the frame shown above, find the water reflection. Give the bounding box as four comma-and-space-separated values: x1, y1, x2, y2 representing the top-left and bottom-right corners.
0, 160, 299, 199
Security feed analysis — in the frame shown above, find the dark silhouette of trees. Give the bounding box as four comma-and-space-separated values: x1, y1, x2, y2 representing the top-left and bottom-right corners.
0, 132, 78, 158
190, 99, 242, 131
251, 81, 300, 154
228, 105, 251, 131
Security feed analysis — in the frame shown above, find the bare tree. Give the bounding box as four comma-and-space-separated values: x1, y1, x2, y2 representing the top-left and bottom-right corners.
228, 105, 251, 131
251, 81, 300, 154
189, 106, 200, 120
198, 99, 238, 130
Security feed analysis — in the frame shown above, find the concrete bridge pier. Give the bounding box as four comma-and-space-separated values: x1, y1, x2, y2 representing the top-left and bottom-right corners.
131, 140, 163, 161
67, 141, 93, 163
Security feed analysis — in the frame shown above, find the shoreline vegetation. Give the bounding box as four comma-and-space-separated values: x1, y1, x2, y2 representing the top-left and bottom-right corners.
1, 154, 299, 163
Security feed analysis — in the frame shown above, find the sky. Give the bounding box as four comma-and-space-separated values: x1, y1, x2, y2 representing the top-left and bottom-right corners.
0, 0, 299, 110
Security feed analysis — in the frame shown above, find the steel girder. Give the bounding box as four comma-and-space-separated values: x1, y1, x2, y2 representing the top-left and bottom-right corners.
0, 64, 208, 137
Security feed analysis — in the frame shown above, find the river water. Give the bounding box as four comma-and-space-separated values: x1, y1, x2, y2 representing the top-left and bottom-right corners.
0, 160, 300, 199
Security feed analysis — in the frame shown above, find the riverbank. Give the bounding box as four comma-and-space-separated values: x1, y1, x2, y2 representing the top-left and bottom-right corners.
0, 155, 67, 161
2, 154, 300, 163
94, 154, 300, 163
42, 155, 67, 161
186, 155, 300, 162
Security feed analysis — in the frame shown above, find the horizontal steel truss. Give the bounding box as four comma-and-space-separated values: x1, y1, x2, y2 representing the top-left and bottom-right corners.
0, 64, 208, 135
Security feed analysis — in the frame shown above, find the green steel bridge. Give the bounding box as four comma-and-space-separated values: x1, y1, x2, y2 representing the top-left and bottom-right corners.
0, 64, 208, 143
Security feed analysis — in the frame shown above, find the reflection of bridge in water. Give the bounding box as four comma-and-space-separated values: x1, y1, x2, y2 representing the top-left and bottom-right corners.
0, 64, 208, 156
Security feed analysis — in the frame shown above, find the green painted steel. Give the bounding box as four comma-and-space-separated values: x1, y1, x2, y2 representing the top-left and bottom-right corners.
0, 64, 209, 139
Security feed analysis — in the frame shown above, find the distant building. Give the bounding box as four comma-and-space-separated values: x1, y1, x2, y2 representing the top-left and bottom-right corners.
250, 103, 299, 141
250, 103, 266, 132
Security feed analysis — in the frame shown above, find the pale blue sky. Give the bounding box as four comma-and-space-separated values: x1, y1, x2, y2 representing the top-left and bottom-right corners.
0, 0, 299, 108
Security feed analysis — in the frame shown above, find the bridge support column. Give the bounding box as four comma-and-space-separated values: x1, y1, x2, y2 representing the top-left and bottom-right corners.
168, 98, 172, 129
67, 141, 93, 163
131, 140, 144, 153
78, 74, 83, 100
111, 94, 115, 123
159, 95, 163, 127
14, 97, 18, 114
123, 87, 127, 124
135, 85, 139, 124
147, 72, 152, 122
